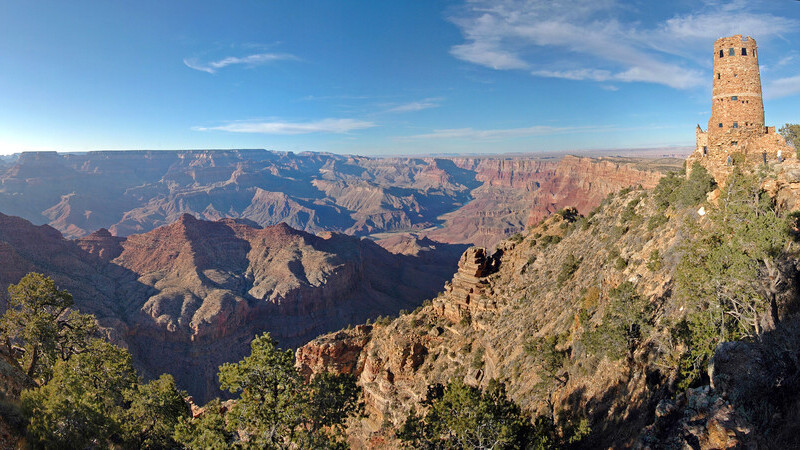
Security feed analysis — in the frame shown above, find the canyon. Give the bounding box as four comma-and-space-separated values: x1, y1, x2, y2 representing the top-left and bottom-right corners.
0, 150, 678, 249
0, 211, 463, 402
0, 150, 679, 403
296, 159, 800, 448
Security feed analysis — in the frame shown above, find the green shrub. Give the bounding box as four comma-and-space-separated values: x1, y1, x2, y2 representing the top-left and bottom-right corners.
539, 234, 562, 250
647, 214, 668, 231
652, 172, 683, 209
524, 334, 568, 385
398, 379, 547, 449
647, 250, 662, 271
556, 254, 581, 286
671, 162, 716, 208
672, 169, 788, 388
471, 347, 485, 370
555, 208, 581, 223
582, 282, 651, 361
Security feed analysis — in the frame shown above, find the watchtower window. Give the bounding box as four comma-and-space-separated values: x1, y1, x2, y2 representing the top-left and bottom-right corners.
741, 48, 747, 56
733, 122, 739, 128
728, 47, 735, 56
719, 49, 724, 58
717, 73, 721, 79
731, 96, 738, 100
718, 123, 723, 128
732, 141, 738, 146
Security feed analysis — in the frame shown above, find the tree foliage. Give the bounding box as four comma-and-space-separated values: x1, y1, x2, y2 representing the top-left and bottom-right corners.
398, 378, 547, 449
21, 339, 138, 448
651, 164, 716, 211
6, 274, 362, 448
174, 399, 234, 449
216, 333, 360, 449
779, 123, 800, 157
525, 334, 568, 386
673, 169, 792, 388
1, 273, 97, 382
583, 282, 652, 361
122, 374, 191, 449
674, 163, 716, 208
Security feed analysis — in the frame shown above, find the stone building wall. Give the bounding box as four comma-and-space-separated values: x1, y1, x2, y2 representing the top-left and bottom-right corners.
691, 34, 792, 184
708, 34, 764, 146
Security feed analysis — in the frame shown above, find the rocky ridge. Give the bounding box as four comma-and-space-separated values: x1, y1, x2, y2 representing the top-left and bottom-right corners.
0, 212, 464, 403
298, 159, 800, 448
0, 151, 677, 248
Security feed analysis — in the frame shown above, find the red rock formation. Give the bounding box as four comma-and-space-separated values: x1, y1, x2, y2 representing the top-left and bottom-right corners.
434, 247, 501, 322
296, 325, 373, 379
525, 155, 663, 226
76, 228, 124, 261
427, 155, 664, 248
1, 151, 674, 248
0, 211, 460, 403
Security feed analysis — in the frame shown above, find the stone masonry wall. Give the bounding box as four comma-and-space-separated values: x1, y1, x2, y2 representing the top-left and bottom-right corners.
691, 35, 793, 184
708, 34, 764, 147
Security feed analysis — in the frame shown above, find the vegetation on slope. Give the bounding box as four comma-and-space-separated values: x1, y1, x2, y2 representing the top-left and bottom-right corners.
298, 159, 800, 448
5, 151, 800, 448
0, 273, 362, 449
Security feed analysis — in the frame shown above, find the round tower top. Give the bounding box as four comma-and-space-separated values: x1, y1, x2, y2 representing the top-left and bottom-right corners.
713, 35, 758, 56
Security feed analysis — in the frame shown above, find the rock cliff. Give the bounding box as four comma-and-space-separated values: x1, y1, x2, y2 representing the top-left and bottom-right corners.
0, 212, 463, 403
425, 155, 667, 248
297, 160, 800, 448
0, 150, 678, 249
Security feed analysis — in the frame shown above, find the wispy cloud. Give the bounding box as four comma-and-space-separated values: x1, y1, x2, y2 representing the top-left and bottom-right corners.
764, 75, 800, 100
193, 118, 376, 134
300, 94, 374, 102
384, 98, 442, 113
400, 125, 605, 140
184, 52, 297, 74
448, 0, 797, 89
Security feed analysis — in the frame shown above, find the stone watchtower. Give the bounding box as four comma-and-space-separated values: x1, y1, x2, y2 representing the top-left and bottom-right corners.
707, 35, 763, 147
690, 35, 792, 182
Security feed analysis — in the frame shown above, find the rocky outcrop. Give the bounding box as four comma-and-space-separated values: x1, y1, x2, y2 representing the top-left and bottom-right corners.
637, 386, 753, 449
296, 325, 373, 379
434, 247, 501, 322
76, 228, 125, 261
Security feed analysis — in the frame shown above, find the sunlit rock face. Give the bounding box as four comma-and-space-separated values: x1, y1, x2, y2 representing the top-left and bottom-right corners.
0, 212, 462, 403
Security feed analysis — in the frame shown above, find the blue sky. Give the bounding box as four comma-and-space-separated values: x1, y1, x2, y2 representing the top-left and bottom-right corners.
0, 0, 798, 156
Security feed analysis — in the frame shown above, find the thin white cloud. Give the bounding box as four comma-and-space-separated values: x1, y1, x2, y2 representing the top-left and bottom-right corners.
401, 125, 602, 140
193, 118, 376, 135
764, 75, 800, 100
449, 0, 797, 90
450, 41, 529, 70
532, 69, 612, 82
184, 53, 297, 74
300, 94, 373, 101
385, 98, 442, 113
